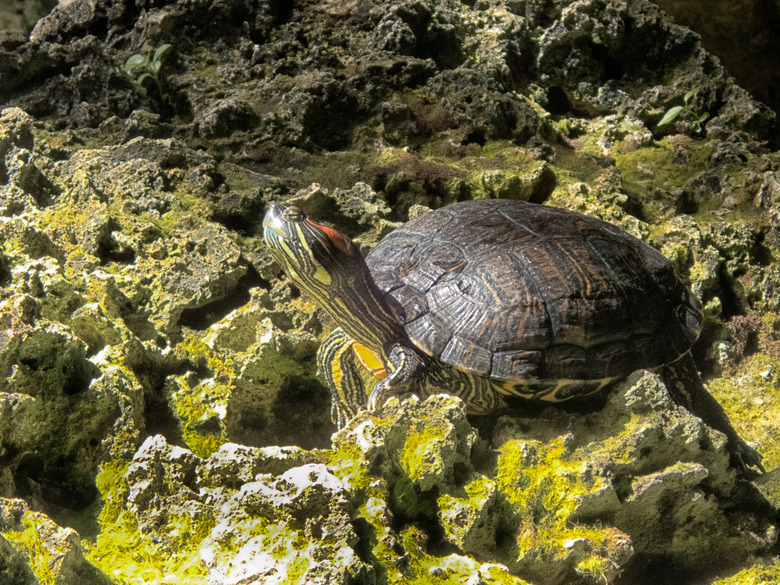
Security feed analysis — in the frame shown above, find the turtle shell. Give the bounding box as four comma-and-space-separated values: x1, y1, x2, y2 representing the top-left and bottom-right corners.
366, 199, 702, 383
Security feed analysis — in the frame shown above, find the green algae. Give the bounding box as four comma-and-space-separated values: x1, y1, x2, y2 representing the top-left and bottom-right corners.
204, 517, 312, 583
327, 398, 635, 584
495, 437, 630, 580
168, 336, 235, 457
399, 421, 453, 486
263, 138, 559, 214
325, 437, 375, 494
713, 559, 780, 585
87, 460, 212, 585
4, 513, 59, 585
706, 353, 780, 501
172, 379, 229, 458
4, 41, 778, 585
177, 334, 236, 380
614, 137, 710, 198
326, 403, 520, 583
392, 525, 530, 585
437, 474, 499, 558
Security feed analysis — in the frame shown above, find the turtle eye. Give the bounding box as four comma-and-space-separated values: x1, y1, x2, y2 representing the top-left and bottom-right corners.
283, 206, 304, 222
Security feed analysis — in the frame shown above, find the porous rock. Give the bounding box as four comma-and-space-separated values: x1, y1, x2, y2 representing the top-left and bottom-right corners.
195, 97, 259, 139
0, 308, 135, 509
0, 0, 779, 582
196, 442, 320, 489
0, 498, 111, 585
483, 370, 776, 584
81, 375, 778, 584
210, 300, 332, 449
0, 108, 58, 214
201, 463, 370, 585
101, 434, 373, 585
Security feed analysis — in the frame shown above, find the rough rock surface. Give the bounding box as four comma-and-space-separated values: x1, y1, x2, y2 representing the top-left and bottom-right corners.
651, 0, 780, 115
46, 380, 776, 585
0, 0, 779, 583
0, 497, 111, 584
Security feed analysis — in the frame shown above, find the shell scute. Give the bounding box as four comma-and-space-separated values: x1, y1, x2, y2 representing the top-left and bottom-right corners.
404, 312, 452, 357
439, 335, 494, 376
365, 200, 701, 383
490, 349, 543, 380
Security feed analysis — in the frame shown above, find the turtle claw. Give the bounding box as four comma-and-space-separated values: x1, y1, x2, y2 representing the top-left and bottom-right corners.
367, 380, 389, 412
367, 344, 425, 412
367, 380, 418, 412
730, 440, 765, 478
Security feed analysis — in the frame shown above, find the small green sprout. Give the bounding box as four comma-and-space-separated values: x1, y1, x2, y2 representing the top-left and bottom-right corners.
657, 86, 710, 134
124, 43, 172, 105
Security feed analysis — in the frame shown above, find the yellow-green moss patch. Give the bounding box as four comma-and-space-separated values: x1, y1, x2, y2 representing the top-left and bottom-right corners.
495, 437, 631, 579
88, 460, 213, 585
4, 513, 59, 585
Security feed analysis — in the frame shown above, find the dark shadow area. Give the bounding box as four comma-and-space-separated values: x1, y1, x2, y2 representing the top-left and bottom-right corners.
226, 375, 334, 450
178, 263, 264, 330
652, 0, 780, 114
124, 344, 188, 446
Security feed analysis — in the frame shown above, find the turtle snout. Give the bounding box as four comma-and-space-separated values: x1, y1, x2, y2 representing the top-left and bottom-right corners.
263, 202, 288, 239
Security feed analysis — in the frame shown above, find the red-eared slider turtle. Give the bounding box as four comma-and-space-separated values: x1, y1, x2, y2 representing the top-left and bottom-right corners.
263, 199, 763, 472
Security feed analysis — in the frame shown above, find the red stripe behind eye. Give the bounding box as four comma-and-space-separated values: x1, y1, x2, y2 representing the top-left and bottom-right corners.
307, 220, 354, 254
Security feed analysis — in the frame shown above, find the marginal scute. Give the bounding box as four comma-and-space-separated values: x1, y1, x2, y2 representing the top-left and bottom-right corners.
439, 335, 493, 376
490, 349, 543, 380
678, 292, 704, 343
542, 344, 589, 380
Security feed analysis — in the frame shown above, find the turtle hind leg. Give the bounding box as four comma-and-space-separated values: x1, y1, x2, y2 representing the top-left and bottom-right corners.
660, 351, 765, 476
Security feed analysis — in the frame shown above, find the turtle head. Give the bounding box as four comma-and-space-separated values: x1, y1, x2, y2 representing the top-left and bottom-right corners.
263, 201, 365, 298
263, 201, 408, 357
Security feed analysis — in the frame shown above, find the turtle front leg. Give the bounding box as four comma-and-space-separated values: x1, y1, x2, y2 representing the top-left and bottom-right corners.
318, 328, 371, 428
660, 351, 765, 476
367, 343, 425, 411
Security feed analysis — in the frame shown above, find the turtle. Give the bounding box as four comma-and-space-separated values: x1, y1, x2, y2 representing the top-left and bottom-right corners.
263, 198, 763, 472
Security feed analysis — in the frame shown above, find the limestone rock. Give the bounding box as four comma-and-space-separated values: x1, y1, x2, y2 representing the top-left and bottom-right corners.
0, 108, 58, 214
0, 498, 111, 585
0, 0, 778, 583
201, 463, 371, 585
196, 442, 320, 489
438, 475, 500, 558
77, 381, 777, 585
196, 97, 259, 139
0, 314, 132, 508
0, 534, 36, 585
